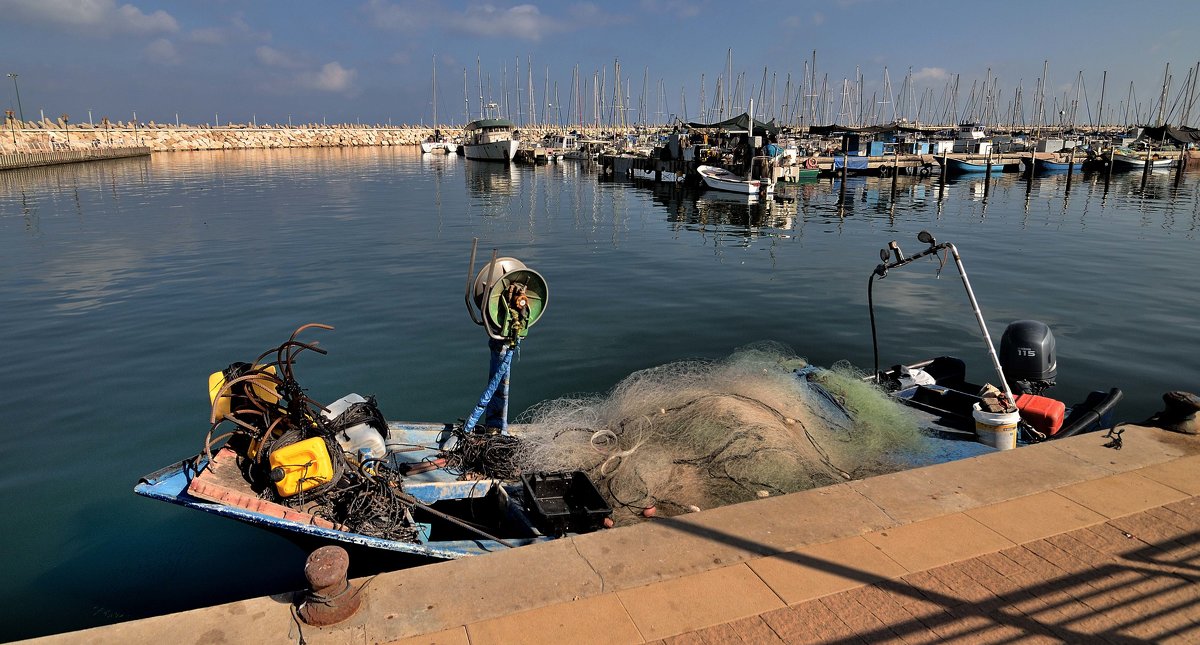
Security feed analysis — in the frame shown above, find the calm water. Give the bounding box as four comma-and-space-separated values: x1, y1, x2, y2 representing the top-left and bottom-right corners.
1, 148, 1196, 639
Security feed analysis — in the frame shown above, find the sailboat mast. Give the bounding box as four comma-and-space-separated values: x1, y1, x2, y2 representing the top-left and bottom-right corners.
476, 57, 484, 119
431, 55, 437, 127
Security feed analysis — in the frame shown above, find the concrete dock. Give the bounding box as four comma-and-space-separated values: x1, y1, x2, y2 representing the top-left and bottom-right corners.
27, 422, 1198, 644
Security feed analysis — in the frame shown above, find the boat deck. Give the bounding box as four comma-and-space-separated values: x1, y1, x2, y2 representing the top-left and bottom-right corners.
34, 421, 1199, 644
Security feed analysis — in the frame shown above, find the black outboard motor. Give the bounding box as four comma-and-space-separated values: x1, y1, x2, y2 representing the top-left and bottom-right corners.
999, 320, 1057, 395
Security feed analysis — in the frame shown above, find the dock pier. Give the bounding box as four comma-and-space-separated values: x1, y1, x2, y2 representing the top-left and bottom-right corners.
37, 421, 1199, 644
0, 146, 151, 171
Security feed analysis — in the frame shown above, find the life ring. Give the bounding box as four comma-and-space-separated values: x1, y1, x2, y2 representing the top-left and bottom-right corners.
878, 165, 891, 178
805, 156, 818, 169
919, 166, 931, 177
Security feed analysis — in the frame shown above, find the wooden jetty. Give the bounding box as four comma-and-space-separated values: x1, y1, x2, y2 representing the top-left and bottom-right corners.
0, 146, 151, 171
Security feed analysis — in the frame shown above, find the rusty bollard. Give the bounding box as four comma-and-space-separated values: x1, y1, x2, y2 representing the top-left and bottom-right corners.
298, 546, 361, 626
1153, 391, 1200, 435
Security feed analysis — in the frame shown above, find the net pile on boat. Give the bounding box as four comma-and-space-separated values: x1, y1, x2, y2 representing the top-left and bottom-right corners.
513, 342, 927, 524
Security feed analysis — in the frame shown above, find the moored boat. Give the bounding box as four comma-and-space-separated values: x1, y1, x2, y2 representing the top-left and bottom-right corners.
867, 231, 1122, 448
697, 164, 774, 196
463, 118, 519, 162
1110, 150, 1178, 170
938, 155, 1006, 174
420, 130, 458, 155
1025, 154, 1084, 174
420, 56, 458, 155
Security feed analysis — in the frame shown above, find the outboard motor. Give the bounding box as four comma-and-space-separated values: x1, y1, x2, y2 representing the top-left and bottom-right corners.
999, 320, 1057, 395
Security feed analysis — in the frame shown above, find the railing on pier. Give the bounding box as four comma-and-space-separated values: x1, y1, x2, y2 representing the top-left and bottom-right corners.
0, 146, 152, 171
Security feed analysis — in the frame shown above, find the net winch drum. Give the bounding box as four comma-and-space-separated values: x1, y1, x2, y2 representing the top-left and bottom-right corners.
469, 257, 548, 341
999, 320, 1057, 394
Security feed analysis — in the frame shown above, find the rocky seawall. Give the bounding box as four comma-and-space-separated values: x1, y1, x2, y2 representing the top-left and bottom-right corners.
0, 117, 616, 155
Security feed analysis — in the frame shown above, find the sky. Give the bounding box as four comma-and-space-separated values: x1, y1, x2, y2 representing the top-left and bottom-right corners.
1, 0, 1198, 128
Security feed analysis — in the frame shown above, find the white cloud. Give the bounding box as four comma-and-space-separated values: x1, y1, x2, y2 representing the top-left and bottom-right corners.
812, 11, 825, 25
5, 0, 179, 34
299, 62, 357, 92
453, 4, 560, 41
912, 67, 949, 82
362, 0, 433, 32
188, 27, 226, 45
256, 45, 299, 69
188, 13, 269, 45
145, 38, 180, 65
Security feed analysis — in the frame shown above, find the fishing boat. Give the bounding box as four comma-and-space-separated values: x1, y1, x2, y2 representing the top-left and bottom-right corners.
1025, 154, 1084, 175
420, 56, 457, 154
1109, 150, 1178, 170
867, 231, 1123, 448
136, 249, 602, 560
463, 117, 519, 162
938, 155, 1005, 175
697, 164, 775, 196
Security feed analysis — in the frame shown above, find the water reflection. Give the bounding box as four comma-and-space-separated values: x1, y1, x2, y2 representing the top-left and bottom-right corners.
650, 186, 798, 247
464, 160, 518, 198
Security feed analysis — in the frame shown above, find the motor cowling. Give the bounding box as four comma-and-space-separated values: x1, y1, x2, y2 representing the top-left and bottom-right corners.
999, 320, 1057, 395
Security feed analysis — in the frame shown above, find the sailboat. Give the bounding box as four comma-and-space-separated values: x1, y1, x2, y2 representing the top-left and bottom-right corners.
421, 56, 458, 154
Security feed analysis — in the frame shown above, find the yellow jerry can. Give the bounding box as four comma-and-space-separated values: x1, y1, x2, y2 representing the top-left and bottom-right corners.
268, 437, 334, 498
208, 364, 280, 419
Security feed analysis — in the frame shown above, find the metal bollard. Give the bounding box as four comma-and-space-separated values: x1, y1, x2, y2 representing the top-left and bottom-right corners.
298, 545, 362, 626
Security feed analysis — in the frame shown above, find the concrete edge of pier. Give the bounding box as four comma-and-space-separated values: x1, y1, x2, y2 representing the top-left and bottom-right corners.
26, 423, 1199, 644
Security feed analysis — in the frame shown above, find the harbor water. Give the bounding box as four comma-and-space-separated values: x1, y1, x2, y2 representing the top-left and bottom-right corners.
0, 148, 1197, 640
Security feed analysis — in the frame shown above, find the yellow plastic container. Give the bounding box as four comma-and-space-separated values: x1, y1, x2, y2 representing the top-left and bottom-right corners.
268, 437, 334, 498
208, 364, 279, 419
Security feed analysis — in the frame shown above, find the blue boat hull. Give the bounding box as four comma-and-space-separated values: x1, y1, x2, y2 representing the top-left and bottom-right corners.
135, 422, 555, 560
942, 158, 1004, 174
1031, 160, 1084, 173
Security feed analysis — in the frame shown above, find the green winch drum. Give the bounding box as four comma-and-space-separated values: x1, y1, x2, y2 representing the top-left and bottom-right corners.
471, 257, 548, 341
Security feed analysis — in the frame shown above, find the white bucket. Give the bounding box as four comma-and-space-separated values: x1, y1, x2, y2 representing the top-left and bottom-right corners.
972, 403, 1019, 450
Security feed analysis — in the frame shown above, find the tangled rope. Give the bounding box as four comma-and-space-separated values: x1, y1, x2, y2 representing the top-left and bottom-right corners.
442, 427, 523, 480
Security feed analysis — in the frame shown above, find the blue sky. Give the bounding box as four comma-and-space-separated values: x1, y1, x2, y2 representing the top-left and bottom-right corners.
1, 0, 1198, 127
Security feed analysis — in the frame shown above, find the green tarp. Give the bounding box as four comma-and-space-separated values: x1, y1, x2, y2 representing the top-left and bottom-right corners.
685, 113, 779, 137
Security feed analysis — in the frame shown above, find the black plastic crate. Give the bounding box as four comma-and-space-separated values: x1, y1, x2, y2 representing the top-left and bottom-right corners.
520, 471, 612, 536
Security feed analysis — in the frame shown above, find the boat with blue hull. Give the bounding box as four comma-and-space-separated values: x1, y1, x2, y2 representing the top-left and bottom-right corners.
938, 156, 1007, 174
867, 231, 1123, 448
1026, 156, 1085, 175
135, 238, 1124, 561
136, 422, 556, 559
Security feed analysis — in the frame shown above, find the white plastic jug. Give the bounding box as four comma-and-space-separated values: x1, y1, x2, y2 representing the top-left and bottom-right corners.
323, 393, 387, 461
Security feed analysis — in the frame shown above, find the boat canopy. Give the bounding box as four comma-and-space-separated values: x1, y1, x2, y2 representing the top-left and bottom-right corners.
807, 122, 943, 136
466, 118, 516, 131
1139, 125, 1200, 145
686, 113, 780, 137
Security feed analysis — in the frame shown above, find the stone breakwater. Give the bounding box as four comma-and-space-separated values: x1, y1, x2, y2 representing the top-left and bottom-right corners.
0, 117, 617, 155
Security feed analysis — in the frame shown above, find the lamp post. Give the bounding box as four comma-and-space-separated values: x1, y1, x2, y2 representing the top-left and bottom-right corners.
6, 73, 23, 121
102, 117, 111, 146
61, 113, 70, 147
132, 110, 138, 145
5, 109, 16, 148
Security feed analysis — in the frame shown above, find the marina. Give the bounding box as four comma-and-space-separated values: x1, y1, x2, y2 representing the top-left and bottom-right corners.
6, 0, 1200, 638
2, 146, 1198, 641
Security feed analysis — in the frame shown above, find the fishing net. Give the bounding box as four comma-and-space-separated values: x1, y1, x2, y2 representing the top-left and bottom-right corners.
514, 342, 927, 524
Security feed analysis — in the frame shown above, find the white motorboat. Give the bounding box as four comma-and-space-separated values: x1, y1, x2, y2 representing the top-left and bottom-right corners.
697, 164, 774, 196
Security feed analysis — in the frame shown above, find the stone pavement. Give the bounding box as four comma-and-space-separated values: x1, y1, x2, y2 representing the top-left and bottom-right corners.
31, 424, 1199, 645
663, 497, 1199, 644
386, 462, 1199, 645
